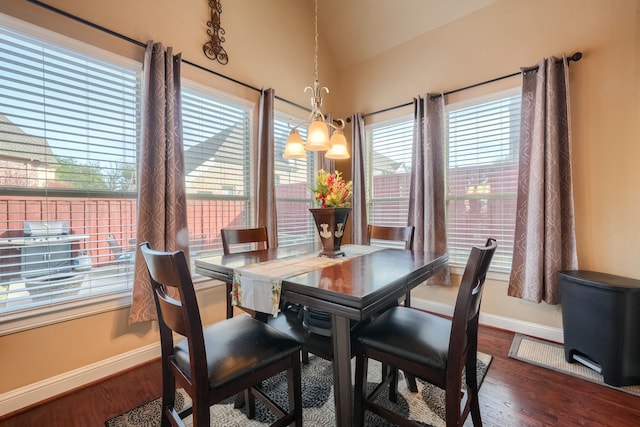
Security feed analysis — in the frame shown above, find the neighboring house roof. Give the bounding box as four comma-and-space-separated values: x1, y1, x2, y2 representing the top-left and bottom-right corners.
184, 122, 241, 175
371, 150, 406, 174
0, 114, 56, 164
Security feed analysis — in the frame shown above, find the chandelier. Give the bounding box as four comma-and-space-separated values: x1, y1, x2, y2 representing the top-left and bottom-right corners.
283, 0, 349, 160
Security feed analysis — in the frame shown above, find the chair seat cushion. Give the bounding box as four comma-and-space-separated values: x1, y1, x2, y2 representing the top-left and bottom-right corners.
357, 306, 452, 370
174, 315, 300, 388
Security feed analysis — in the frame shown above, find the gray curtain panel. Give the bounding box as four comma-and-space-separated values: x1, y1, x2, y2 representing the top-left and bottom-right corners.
408, 95, 450, 285
256, 88, 278, 248
129, 42, 189, 323
350, 113, 368, 245
508, 56, 578, 304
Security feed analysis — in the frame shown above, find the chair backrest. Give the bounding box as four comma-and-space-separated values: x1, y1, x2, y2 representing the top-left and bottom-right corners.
221, 227, 269, 255
139, 243, 207, 381
449, 238, 497, 359
367, 224, 415, 250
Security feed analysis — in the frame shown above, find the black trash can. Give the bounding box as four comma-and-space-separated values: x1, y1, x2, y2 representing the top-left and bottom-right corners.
559, 270, 640, 386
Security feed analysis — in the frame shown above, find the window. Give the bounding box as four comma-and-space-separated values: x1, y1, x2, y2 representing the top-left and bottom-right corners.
365, 89, 521, 275
0, 16, 141, 318
446, 90, 520, 274
182, 82, 253, 258
366, 119, 413, 226
274, 114, 318, 246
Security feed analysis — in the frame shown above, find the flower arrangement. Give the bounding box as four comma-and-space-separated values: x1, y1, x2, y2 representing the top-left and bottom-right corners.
311, 169, 353, 208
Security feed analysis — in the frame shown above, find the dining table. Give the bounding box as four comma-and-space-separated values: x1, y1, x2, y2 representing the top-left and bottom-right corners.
195, 243, 448, 427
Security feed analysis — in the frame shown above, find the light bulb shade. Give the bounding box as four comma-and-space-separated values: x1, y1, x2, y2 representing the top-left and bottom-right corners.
283, 129, 307, 159
304, 119, 331, 151
326, 130, 350, 159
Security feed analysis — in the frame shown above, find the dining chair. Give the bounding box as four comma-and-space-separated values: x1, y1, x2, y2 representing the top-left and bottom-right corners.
139, 242, 302, 427
353, 238, 497, 427
221, 227, 269, 255
367, 224, 414, 250
367, 224, 415, 307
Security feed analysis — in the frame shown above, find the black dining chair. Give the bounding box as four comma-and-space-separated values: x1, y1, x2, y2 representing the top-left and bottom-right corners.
220, 227, 270, 318
221, 227, 269, 255
139, 242, 302, 427
367, 224, 415, 305
367, 224, 414, 250
353, 238, 497, 427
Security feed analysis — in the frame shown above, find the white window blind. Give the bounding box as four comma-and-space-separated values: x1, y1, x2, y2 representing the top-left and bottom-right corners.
446, 91, 520, 273
274, 114, 317, 246
366, 119, 413, 226
182, 83, 253, 257
0, 19, 140, 315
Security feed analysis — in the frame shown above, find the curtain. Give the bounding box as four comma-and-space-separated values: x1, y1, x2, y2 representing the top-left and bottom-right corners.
350, 113, 368, 244
129, 42, 189, 323
256, 88, 278, 248
408, 95, 450, 285
508, 56, 578, 304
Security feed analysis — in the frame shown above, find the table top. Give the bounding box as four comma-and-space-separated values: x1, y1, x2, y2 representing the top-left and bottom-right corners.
195, 243, 448, 320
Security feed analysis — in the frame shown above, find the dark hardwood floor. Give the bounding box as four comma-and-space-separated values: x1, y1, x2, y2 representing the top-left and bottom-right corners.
2, 325, 639, 426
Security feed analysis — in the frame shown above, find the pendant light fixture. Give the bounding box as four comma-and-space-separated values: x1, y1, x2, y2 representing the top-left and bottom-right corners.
283, 0, 349, 160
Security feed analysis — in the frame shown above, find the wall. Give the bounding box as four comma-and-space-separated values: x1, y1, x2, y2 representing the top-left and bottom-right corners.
335, 0, 640, 339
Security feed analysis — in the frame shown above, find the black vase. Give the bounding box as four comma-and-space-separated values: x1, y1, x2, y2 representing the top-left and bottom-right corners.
309, 207, 351, 258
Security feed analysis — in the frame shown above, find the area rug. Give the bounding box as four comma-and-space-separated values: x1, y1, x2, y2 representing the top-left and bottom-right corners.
106, 352, 492, 427
509, 333, 640, 397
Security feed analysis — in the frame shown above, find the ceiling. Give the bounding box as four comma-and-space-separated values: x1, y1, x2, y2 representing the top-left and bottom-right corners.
314, 0, 497, 69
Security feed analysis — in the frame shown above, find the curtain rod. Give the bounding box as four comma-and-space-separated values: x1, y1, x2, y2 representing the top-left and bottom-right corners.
356, 51, 583, 120
26, 0, 310, 113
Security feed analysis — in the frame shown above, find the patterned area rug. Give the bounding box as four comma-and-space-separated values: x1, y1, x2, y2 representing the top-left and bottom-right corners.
106, 352, 492, 427
509, 333, 640, 397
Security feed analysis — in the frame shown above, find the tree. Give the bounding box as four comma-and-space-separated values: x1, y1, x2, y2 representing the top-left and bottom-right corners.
56, 158, 107, 190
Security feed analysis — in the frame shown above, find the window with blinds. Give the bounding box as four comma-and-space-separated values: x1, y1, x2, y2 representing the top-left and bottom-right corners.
0, 15, 255, 321
182, 83, 253, 257
0, 18, 141, 316
274, 114, 318, 246
364, 89, 520, 275
366, 119, 413, 226
446, 90, 521, 273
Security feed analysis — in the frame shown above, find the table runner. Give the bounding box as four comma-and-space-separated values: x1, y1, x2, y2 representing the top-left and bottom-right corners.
231, 244, 383, 316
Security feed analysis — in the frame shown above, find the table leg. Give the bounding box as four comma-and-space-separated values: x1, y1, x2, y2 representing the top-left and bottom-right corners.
226, 282, 233, 319
331, 314, 352, 427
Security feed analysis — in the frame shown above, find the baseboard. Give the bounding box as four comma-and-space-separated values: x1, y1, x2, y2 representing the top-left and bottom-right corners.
0, 343, 160, 417
412, 298, 564, 344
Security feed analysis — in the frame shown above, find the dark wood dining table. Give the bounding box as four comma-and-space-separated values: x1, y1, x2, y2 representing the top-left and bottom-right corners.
195, 243, 448, 427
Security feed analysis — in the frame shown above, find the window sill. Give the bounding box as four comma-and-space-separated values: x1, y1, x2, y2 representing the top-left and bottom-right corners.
0, 276, 224, 336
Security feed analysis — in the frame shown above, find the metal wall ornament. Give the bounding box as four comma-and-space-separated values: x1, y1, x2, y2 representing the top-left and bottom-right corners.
203, 0, 228, 65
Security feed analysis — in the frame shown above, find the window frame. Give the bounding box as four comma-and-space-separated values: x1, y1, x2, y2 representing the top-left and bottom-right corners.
365, 115, 414, 227
273, 111, 319, 246
444, 87, 521, 279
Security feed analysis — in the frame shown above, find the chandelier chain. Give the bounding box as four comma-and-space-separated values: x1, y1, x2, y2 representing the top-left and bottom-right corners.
313, 0, 319, 83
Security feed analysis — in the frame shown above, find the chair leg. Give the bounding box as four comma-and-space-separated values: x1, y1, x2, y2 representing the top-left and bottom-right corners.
404, 372, 418, 393
302, 350, 309, 364
234, 391, 245, 409
160, 370, 175, 427
389, 367, 399, 403
353, 353, 368, 427
467, 353, 482, 426
287, 354, 303, 426
445, 383, 463, 427
245, 388, 256, 419
193, 396, 211, 427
